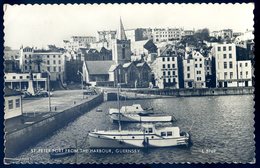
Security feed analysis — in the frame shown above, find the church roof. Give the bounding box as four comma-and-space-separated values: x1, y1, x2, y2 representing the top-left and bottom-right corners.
122, 62, 132, 68
117, 17, 127, 40
85, 61, 115, 75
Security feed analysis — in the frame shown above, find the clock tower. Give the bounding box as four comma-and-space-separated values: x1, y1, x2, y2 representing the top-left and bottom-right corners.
112, 18, 131, 64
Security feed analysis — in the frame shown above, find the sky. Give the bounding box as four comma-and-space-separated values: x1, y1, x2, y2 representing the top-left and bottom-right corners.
4, 3, 254, 49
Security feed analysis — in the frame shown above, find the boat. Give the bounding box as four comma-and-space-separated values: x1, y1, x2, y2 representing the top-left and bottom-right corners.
88, 84, 191, 148
49, 148, 76, 159
96, 108, 103, 112
109, 104, 175, 122
88, 124, 191, 148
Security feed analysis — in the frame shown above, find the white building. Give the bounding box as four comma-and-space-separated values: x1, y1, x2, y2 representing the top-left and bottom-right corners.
5, 73, 48, 91
210, 29, 233, 39
19, 47, 65, 81
237, 60, 253, 87
4, 87, 22, 119
212, 43, 238, 87
183, 51, 206, 88
152, 28, 183, 42
63, 36, 96, 51
152, 54, 179, 89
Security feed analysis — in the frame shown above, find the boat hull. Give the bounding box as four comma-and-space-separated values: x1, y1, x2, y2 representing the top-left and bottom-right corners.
110, 114, 173, 123
88, 132, 189, 148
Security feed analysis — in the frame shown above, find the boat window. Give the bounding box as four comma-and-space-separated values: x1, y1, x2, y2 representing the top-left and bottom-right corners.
136, 107, 138, 109
167, 131, 172, 136
132, 136, 135, 139
113, 137, 116, 139
148, 128, 153, 133
151, 136, 154, 139
161, 132, 166, 136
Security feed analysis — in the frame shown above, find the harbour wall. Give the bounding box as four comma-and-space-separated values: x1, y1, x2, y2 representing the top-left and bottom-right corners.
5, 94, 104, 158
130, 87, 254, 97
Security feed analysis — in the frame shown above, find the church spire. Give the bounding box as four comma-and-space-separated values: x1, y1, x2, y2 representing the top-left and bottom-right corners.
118, 17, 127, 40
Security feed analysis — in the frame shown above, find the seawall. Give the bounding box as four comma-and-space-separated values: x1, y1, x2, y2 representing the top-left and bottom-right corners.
127, 87, 254, 97
5, 94, 104, 158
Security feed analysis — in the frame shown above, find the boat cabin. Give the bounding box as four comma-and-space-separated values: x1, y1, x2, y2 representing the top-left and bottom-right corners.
142, 124, 181, 137
120, 104, 144, 113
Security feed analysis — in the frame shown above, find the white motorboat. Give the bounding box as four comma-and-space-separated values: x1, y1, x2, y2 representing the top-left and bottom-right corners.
109, 104, 175, 122
88, 84, 191, 148
88, 124, 191, 148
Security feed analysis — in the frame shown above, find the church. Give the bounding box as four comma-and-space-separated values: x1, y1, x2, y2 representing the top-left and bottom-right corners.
82, 18, 151, 88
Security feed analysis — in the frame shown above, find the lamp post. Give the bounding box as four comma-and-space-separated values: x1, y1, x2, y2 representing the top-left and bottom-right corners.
77, 70, 84, 99
46, 70, 51, 112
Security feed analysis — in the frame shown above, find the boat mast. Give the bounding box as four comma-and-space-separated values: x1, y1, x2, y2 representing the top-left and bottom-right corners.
117, 84, 122, 131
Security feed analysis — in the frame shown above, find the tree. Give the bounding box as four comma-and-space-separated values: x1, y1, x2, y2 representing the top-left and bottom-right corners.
194, 28, 210, 41
32, 55, 44, 73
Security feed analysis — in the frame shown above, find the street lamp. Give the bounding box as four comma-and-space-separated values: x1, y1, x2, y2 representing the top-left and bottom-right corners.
46, 70, 51, 112
77, 70, 84, 99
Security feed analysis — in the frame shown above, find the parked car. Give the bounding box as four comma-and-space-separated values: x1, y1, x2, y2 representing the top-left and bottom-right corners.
35, 91, 53, 97
22, 91, 32, 98
83, 89, 97, 95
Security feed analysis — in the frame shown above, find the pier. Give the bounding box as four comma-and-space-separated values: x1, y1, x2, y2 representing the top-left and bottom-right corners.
5, 90, 104, 158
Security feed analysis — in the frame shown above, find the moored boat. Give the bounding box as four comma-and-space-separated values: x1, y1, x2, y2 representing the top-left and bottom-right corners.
109, 104, 175, 122
88, 124, 191, 148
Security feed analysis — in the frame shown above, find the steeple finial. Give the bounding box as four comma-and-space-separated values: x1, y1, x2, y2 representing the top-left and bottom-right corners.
118, 17, 127, 40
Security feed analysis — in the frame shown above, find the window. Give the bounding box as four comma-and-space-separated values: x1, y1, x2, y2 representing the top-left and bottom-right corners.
172, 71, 175, 76
12, 76, 16, 79
47, 55, 50, 58
245, 63, 248, 67
200, 64, 202, 68
47, 67, 50, 71
26, 76, 29, 79
59, 67, 61, 72
223, 46, 226, 51
240, 63, 242, 67
148, 128, 153, 133
224, 72, 228, 78
162, 57, 165, 62
58, 55, 61, 58
163, 71, 166, 76
217, 47, 221, 51
53, 67, 56, 72
25, 60, 27, 64
167, 64, 170, 68
195, 59, 197, 61
167, 57, 170, 61
197, 77, 201, 81
187, 59, 190, 63
187, 73, 190, 78
20, 76, 23, 79
24, 54, 27, 58
240, 71, 243, 76
58, 60, 61, 64
200, 58, 202, 61
172, 64, 175, 68
29, 55, 31, 58
33, 75, 36, 79
47, 60, 50, 65
223, 54, 227, 59
163, 64, 165, 68
8, 100, 13, 109
229, 62, 233, 68
53, 55, 56, 58
197, 71, 201, 74
161, 132, 166, 136
229, 54, 232, 58
167, 131, 172, 136
229, 46, 232, 51
168, 71, 171, 76
187, 66, 190, 71
230, 72, 233, 79
172, 57, 174, 61
15, 99, 20, 108
246, 71, 249, 76
195, 64, 197, 68
53, 60, 56, 64
224, 62, 227, 69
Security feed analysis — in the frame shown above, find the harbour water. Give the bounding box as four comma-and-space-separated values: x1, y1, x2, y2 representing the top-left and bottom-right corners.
17, 95, 255, 163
